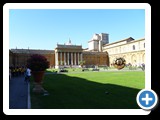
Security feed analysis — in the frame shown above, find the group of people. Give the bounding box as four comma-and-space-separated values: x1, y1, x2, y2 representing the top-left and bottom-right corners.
126, 63, 145, 71
9, 66, 26, 77
9, 65, 31, 82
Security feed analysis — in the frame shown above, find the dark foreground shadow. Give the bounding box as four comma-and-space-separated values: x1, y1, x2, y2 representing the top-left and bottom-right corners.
30, 73, 142, 109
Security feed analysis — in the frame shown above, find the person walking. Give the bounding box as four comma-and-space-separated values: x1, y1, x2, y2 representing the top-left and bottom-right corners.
25, 67, 31, 83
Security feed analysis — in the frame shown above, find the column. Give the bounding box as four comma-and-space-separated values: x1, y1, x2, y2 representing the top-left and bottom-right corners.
80, 52, 83, 61
78, 53, 79, 65
139, 53, 142, 64
68, 52, 69, 65
74, 52, 77, 65
71, 52, 73, 65
64, 52, 66, 65
60, 52, 62, 65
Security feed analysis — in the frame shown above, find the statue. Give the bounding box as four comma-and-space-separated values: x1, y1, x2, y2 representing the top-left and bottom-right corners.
113, 57, 126, 70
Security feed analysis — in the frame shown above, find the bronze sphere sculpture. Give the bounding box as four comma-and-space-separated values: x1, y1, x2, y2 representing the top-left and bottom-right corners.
113, 57, 126, 70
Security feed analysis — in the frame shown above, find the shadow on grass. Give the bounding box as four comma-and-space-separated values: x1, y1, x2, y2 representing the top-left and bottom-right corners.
30, 73, 141, 109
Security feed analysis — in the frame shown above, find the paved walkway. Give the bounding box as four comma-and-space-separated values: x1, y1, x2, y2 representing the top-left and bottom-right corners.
9, 75, 30, 109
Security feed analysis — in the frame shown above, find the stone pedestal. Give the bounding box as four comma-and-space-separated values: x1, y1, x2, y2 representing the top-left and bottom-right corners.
33, 82, 46, 93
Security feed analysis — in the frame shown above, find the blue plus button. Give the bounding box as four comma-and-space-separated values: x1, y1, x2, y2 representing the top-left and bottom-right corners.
136, 89, 158, 110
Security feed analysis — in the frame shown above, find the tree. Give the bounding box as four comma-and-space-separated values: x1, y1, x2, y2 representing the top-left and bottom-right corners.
79, 60, 85, 68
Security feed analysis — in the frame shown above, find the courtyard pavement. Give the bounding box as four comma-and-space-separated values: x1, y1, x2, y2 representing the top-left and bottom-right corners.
9, 75, 30, 109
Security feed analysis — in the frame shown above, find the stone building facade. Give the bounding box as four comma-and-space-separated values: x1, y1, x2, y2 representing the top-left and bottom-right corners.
9, 33, 145, 68
9, 49, 55, 68
102, 37, 145, 66
54, 42, 83, 68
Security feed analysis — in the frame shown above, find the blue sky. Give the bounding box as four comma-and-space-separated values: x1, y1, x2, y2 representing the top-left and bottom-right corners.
9, 9, 145, 50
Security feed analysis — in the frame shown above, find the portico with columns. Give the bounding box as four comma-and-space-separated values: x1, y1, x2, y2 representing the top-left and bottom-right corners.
55, 41, 83, 69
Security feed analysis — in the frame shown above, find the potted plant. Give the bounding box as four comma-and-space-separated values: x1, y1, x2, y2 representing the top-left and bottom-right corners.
27, 54, 49, 93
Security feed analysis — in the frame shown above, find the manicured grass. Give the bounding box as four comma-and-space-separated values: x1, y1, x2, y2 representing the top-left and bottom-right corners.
46, 67, 141, 74
30, 71, 145, 109
46, 68, 91, 73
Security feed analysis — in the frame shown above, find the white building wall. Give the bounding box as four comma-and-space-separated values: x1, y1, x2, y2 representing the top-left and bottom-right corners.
104, 41, 127, 49
103, 38, 145, 66
88, 41, 94, 51
95, 41, 99, 51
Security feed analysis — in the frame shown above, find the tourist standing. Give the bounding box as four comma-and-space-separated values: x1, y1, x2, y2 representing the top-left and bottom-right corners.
25, 67, 31, 83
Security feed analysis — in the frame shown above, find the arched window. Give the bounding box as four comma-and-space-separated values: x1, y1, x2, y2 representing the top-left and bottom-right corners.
133, 45, 135, 50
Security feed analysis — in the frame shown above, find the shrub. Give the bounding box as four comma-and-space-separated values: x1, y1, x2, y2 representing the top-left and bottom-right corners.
27, 54, 49, 71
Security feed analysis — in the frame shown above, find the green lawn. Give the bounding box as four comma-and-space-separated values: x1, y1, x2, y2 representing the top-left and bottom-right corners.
45, 66, 140, 73
30, 71, 145, 109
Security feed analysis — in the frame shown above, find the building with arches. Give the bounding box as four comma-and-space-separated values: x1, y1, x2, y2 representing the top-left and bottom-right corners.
9, 33, 145, 68
102, 37, 145, 66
